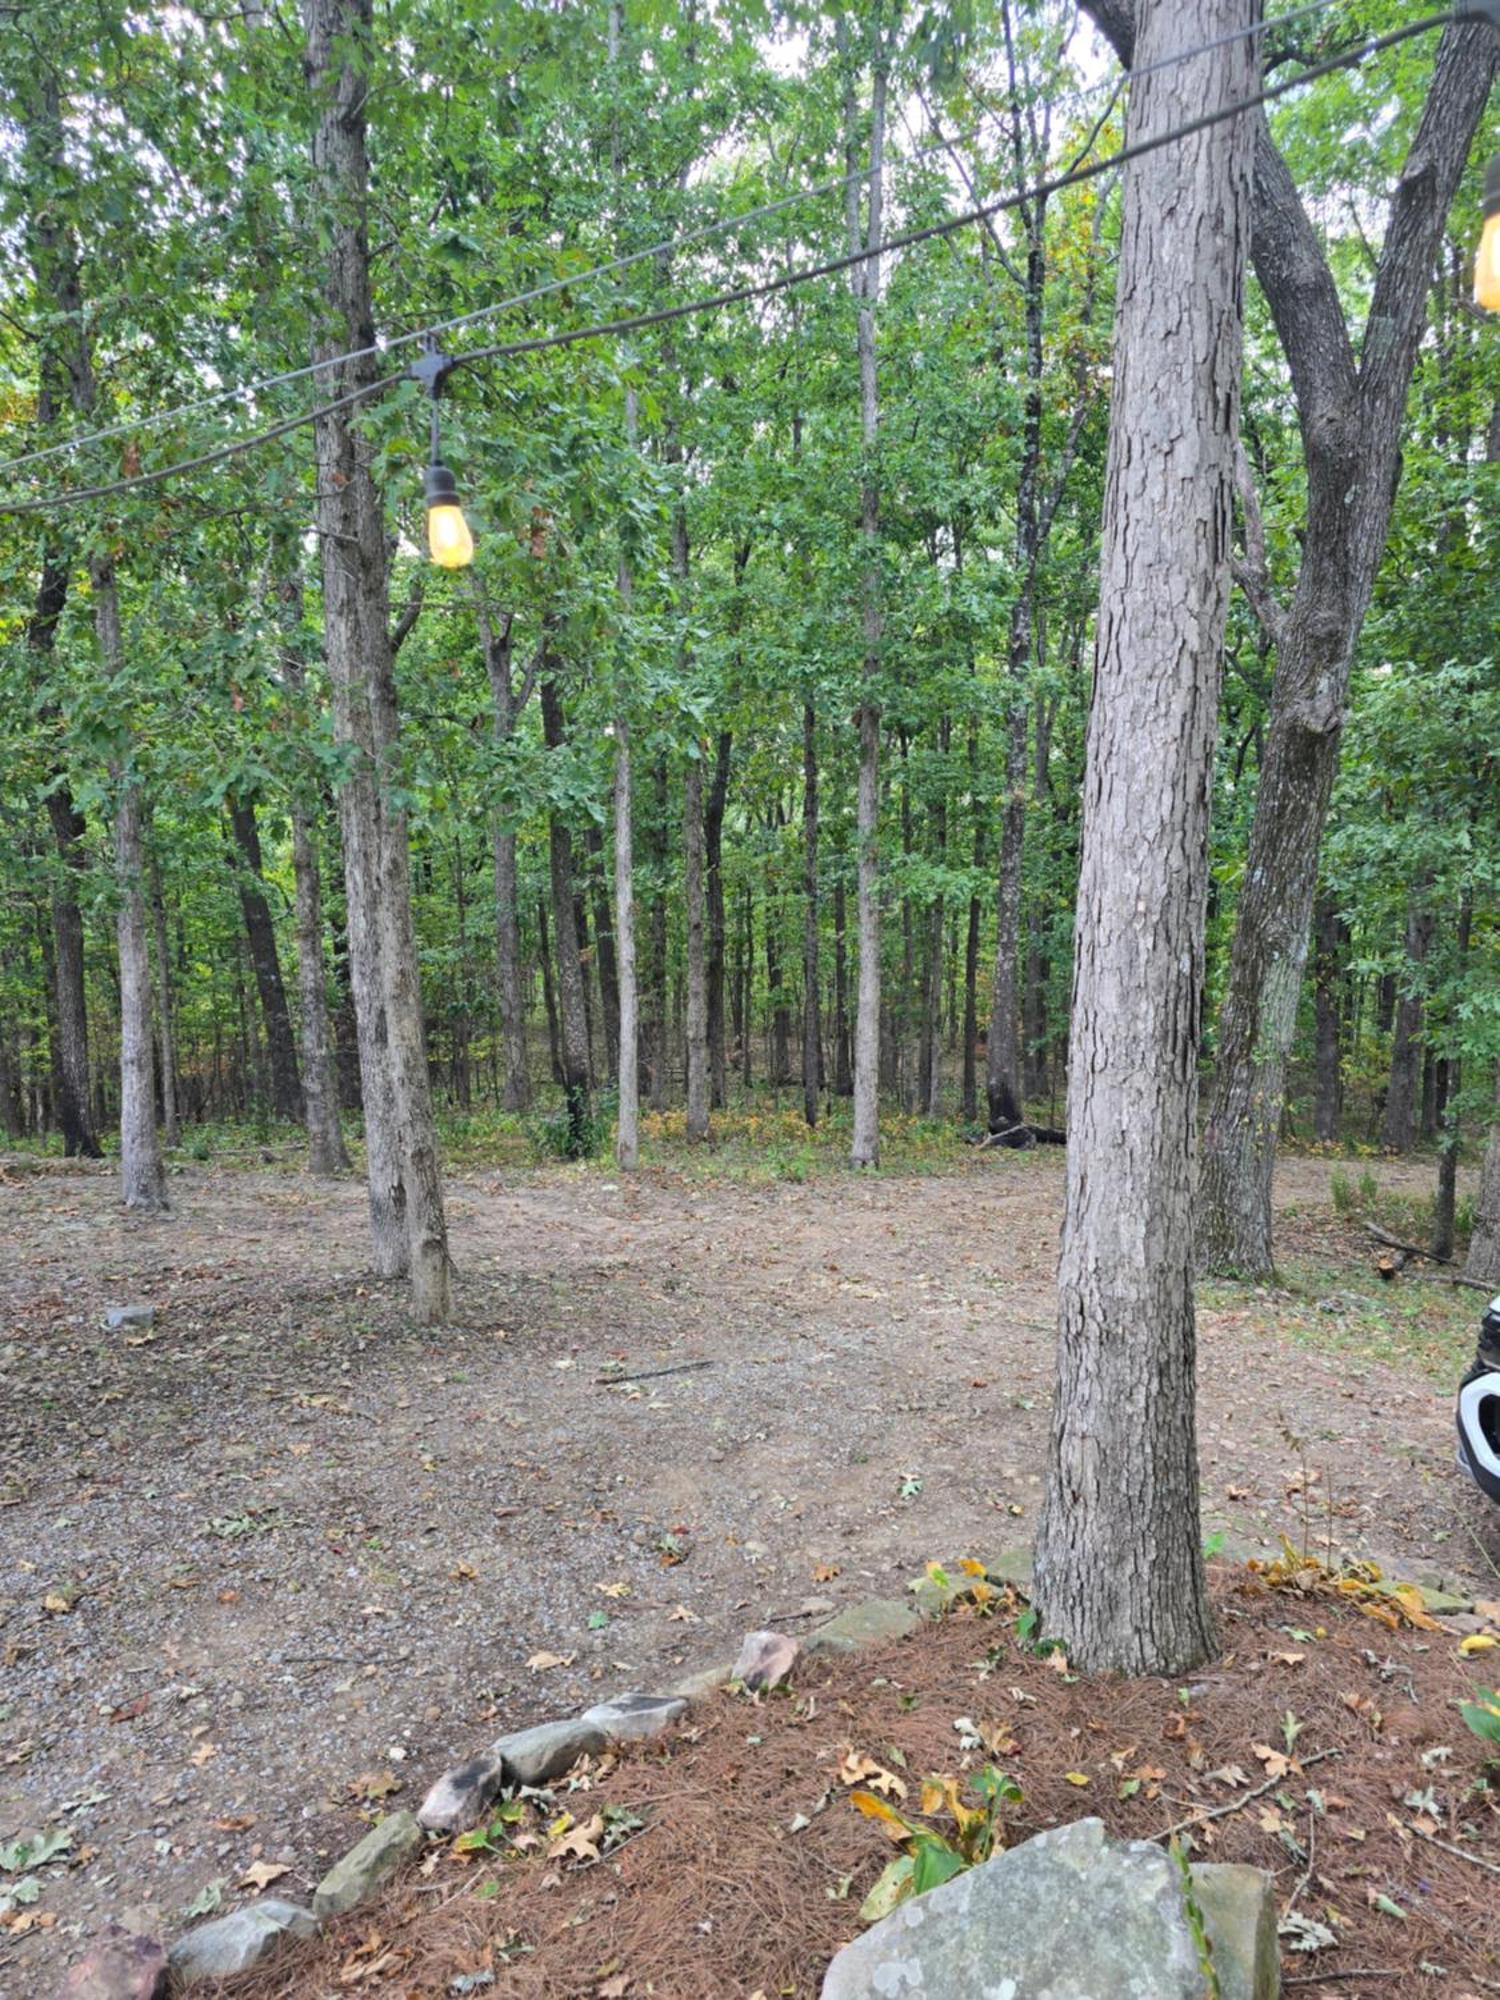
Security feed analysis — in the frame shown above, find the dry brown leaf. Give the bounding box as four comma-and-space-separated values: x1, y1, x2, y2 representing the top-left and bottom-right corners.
1251, 1743, 1295, 1780
527, 1650, 576, 1673
811, 1564, 840, 1583
547, 1812, 604, 1862
598, 1978, 631, 1998
238, 1860, 289, 1891
836, 1750, 907, 1799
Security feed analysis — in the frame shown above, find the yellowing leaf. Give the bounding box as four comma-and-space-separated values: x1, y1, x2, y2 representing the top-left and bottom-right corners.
547, 1812, 604, 1862
595, 1582, 631, 1600
1459, 1634, 1498, 1656
238, 1860, 289, 1891
838, 1750, 907, 1798
1251, 1744, 1294, 1780
1064, 1771, 1091, 1788
849, 1789, 913, 1842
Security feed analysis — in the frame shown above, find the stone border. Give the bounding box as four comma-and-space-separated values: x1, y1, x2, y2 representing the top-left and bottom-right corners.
61, 1541, 1482, 1994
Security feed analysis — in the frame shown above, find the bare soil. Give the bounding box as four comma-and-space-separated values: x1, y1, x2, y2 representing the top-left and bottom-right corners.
2, 1145, 1494, 1994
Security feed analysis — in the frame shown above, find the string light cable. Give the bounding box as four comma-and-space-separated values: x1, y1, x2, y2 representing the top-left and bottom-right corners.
0, 0, 1350, 486
2, 4, 1492, 519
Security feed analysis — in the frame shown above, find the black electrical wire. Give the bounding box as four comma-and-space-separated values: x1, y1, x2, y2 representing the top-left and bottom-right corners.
0, 0, 1348, 485
0, 6, 1473, 519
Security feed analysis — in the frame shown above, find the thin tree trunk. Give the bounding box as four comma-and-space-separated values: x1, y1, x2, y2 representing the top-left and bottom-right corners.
1312, 892, 1345, 1144
706, 732, 732, 1110
42, 783, 102, 1159
766, 891, 791, 1087
684, 753, 709, 1140
1382, 903, 1433, 1153
478, 600, 531, 1112
540, 670, 592, 1154
802, 702, 822, 1128
109, 748, 168, 1210
228, 799, 303, 1123
962, 711, 983, 1126
539, 897, 562, 1085
584, 824, 620, 1084
845, 32, 887, 1167
277, 558, 352, 1175
833, 877, 852, 1097
924, 715, 949, 1117
737, 882, 753, 1092
1468, 1068, 1500, 1287
1035, 0, 1252, 1675
1432, 894, 1472, 1263
646, 756, 670, 1110
615, 714, 639, 1168
148, 854, 180, 1150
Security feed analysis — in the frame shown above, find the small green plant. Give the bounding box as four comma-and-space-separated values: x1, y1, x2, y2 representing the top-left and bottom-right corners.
1172, 1838, 1222, 2000
1329, 1169, 1355, 1217
1460, 1688, 1500, 1755
1357, 1168, 1380, 1209
853, 1766, 1023, 1922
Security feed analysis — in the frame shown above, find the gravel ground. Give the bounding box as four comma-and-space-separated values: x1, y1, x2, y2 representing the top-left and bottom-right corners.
1, 1145, 1492, 1992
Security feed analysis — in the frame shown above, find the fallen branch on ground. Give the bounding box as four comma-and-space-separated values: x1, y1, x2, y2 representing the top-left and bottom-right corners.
594, 1360, 715, 1387
1154, 1748, 1339, 1842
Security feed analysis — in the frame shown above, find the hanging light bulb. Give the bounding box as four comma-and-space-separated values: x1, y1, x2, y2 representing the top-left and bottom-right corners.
424, 460, 474, 568
1476, 155, 1500, 314
410, 339, 475, 568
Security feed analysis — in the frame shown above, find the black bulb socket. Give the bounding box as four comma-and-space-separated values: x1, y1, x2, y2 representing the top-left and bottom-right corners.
424, 462, 461, 507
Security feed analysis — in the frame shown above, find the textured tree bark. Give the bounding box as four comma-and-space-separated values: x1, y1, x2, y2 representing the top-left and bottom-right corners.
846, 30, 887, 1168
1468, 1070, 1500, 1287
706, 731, 732, 1110
614, 713, 639, 1169
148, 854, 180, 1151
645, 756, 670, 1110
962, 712, 982, 1127
802, 702, 823, 1128
1312, 894, 1346, 1144
684, 753, 710, 1140
583, 823, 620, 1084
228, 799, 303, 1123
42, 781, 102, 1159
540, 672, 592, 1155
1382, 903, 1433, 1154
1034, 0, 1252, 1676
833, 877, 852, 1098
304, 0, 449, 1317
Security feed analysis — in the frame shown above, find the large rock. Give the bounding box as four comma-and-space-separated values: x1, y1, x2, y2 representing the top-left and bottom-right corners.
313, 1809, 424, 1919
60, 1928, 168, 2000
168, 1899, 318, 1985
804, 1599, 920, 1656
494, 1717, 606, 1788
821, 1819, 1277, 2000
104, 1304, 155, 1332
579, 1692, 686, 1743
734, 1629, 800, 1692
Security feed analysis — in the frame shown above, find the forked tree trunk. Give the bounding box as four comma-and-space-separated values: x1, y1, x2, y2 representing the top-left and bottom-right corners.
802, 701, 821, 1129
228, 799, 303, 1123
304, 0, 449, 1318
1034, 0, 1252, 1676
684, 753, 710, 1140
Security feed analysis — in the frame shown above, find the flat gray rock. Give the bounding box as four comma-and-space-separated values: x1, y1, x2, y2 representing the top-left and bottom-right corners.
104, 1304, 155, 1331
418, 1750, 508, 1832
821, 1819, 1277, 2000
804, 1598, 920, 1656
168, 1899, 317, 1984
670, 1661, 734, 1703
579, 1692, 686, 1742
494, 1717, 606, 1787
733, 1629, 800, 1691
313, 1809, 423, 1918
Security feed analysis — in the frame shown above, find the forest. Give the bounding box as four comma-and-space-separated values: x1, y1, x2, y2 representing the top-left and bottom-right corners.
7, 0, 1500, 1991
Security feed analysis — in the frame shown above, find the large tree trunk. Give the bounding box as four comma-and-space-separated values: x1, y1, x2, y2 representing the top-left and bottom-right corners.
304, 0, 449, 1319
845, 28, 887, 1168
112, 763, 168, 1211
540, 671, 592, 1155
1382, 903, 1434, 1153
478, 602, 531, 1112
277, 556, 352, 1175
802, 701, 822, 1128
228, 799, 303, 1123
1035, 0, 1252, 1676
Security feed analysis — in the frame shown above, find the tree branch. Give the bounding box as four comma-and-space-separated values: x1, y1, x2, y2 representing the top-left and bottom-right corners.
389, 574, 424, 656
1231, 440, 1285, 645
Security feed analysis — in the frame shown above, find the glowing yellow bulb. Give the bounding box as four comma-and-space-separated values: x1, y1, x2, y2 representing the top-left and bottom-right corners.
1476, 209, 1500, 314
427, 502, 474, 569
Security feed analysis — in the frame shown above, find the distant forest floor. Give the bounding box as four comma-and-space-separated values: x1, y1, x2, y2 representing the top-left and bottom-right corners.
4, 1134, 1495, 1985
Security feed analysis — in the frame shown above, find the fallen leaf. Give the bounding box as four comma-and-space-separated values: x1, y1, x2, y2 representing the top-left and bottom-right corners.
667, 1604, 697, 1623
1064, 1771, 1091, 1788
238, 1860, 289, 1891
811, 1564, 840, 1583
1458, 1633, 1497, 1656
598, 1978, 630, 1998
595, 1583, 631, 1600
190, 1742, 218, 1767
1251, 1743, 1295, 1781
42, 1592, 73, 1616
837, 1750, 907, 1798
109, 1696, 149, 1724
547, 1812, 603, 1862
527, 1651, 575, 1673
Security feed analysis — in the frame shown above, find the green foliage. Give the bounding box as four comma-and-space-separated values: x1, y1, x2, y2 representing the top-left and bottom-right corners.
852, 1765, 1023, 1923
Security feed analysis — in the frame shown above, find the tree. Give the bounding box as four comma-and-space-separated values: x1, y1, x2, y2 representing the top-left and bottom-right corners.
1034, 0, 1254, 1675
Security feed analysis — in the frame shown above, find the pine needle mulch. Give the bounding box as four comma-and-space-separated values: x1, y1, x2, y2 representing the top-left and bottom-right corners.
215, 1560, 1500, 2000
